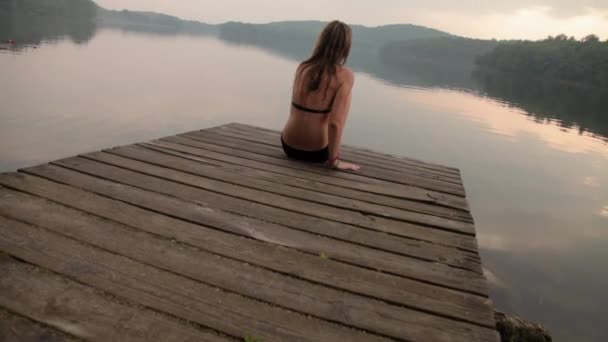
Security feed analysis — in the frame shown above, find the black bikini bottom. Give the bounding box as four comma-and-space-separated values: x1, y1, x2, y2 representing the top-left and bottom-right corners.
281, 136, 329, 163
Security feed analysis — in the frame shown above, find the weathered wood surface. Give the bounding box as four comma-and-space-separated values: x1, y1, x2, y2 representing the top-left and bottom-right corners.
142, 141, 474, 222
0, 173, 491, 326
156, 135, 470, 211
0, 306, 79, 342
0, 123, 499, 342
178, 130, 467, 197
0, 253, 230, 342
231, 123, 461, 174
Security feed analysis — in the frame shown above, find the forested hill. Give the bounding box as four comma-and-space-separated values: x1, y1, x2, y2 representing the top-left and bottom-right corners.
4, 0, 606, 91
476, 35, 608, 88
218, 21, 452, 60
220, 21, 451, 42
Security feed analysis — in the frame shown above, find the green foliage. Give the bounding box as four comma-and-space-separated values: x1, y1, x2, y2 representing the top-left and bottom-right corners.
0, 0, 98, 44
476, 35, 608, 88
582, 34, 600, 43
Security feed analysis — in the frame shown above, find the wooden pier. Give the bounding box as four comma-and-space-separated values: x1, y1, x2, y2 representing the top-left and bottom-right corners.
0, 123, 499, 341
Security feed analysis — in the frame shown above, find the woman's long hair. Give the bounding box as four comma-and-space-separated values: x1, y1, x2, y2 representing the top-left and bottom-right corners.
299, 21, 352, 95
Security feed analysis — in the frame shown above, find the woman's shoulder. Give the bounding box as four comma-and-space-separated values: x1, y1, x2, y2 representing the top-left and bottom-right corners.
337, 66, 355, 85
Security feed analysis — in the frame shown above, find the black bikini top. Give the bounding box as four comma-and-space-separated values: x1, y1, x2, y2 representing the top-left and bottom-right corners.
291, 101, 332, 114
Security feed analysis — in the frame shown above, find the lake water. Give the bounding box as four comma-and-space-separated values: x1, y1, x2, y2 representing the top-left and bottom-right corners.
2, 28, 608, 341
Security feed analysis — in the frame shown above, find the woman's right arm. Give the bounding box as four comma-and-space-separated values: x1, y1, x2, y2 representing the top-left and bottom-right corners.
327, 68, 360, 171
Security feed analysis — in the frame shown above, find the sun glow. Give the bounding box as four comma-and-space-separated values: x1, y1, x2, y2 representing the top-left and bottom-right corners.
482, 6, 608, 40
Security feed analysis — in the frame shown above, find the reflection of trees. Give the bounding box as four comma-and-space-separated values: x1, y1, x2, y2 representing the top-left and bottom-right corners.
473, 70, 608, 139
218, 22, 320, 61
218, 23, 608, 140
2, 3, 606, 141
97, 9, 217, 36
0, 0, 98, 46
0, 0, 217, 48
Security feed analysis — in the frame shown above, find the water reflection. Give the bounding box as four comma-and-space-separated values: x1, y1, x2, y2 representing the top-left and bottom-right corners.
2, 4, 607, 142
473, 71, 608, 140
216, 23, 608, 141
0, 0, 97, 46
98, 8, 216, 36
1, 7, 608, 342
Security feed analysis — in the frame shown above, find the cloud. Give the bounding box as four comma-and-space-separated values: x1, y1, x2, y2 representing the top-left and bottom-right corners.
407, 0, 608, 17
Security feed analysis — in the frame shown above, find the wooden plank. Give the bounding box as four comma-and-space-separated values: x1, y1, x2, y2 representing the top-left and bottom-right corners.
146, 139, 472, 221
0, 123, 498, 341
108, 146, 481, 272
12, 162, 478, 273
75, 150, 480, 277
48, 154, 476, 266
157, 135, 470, 212
0, 188, 497, 341
109, 144, 477, 245
0, 216, 391, 342
229, 123, 462, 174
217, 124, 463, 182
0, 307, 78, 342
29, 157, 487, 295
80, 150, 476, 238
183, 130, 466, 197
218, 124, 462, 181
0, 254, 231, 342
187, 129, 467, 196
142, 142, 472, 223
19, 162, 479, 271
141, 142, 473, 223
0, 172, 493, 328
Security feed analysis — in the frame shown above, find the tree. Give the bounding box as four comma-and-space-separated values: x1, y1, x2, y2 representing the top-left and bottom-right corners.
581, 34, 599, 43
475, 34, 608, 88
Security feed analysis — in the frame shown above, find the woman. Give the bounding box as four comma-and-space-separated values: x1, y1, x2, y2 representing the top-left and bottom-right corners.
281, 20, 360, 171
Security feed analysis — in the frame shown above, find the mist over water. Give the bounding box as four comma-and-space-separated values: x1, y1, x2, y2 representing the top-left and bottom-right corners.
1, 5, 608, 341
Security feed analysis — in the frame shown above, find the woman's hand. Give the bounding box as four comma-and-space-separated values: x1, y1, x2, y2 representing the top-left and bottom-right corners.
337, 161, 360, 171
331, 160, 361, 171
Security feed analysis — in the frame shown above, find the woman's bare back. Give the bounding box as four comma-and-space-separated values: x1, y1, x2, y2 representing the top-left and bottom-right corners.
283, 65, 353, 151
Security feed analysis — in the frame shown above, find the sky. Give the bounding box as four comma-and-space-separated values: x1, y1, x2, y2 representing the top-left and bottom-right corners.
95, 0, 608, 40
